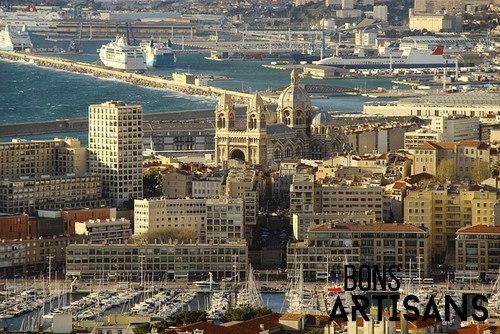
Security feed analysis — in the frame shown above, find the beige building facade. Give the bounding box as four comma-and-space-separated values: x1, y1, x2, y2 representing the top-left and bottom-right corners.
456, 225, 500, 282
287, 223, 430, 281
65, 242, 248, 281
405, 188, 496, 264
88, 101, 143, 207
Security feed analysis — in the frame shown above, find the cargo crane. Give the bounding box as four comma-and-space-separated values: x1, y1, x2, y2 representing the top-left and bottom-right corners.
68, 22, 83, 53
125, 22, 138, 46
1, 0, 12, 11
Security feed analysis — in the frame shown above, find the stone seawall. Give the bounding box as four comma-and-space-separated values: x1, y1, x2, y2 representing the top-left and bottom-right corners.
0, 51, 255, 104
0, 109, 224, 138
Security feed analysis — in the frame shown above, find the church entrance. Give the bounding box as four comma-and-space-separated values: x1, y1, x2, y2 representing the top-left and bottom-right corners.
231, 149, 245, 161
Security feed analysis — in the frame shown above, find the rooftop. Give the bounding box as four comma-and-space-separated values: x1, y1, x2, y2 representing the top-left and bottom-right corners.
309, 223, 427, 233
457, 225, 500, 234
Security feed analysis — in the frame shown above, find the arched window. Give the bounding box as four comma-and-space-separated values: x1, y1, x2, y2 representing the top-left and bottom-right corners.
218, 114, 225, 128
284, 111, 291, 125
274, 148, 282, 160
295, 146, 303, 157
249, 114, 257, 129
285, 147, 292, 157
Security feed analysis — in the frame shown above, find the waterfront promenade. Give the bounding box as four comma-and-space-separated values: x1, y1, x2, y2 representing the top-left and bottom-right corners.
0, 51, 255, 104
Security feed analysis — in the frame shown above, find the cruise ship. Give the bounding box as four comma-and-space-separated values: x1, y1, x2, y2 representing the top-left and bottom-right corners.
313, 45, 461, 69
98, 35, 146, 72
140, 39, 176, 67
0, 24, 33, 51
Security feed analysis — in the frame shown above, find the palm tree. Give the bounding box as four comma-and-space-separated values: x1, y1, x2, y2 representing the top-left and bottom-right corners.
490, 160, 500, 189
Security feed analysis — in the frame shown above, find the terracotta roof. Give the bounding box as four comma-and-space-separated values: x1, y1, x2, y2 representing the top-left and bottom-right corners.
163, 321, 237, 334
455, 140, 481, 147
457, 225, 500, 234
309, 223, 426, 233
280, 313, 303, 321
447, 324, 500, 334
413, 142, 441, 150
226, 312, 282, 334
392, 181, 408, 190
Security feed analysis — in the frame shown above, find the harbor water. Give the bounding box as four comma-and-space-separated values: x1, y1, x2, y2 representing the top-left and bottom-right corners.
0, 290, 285, 331
0, 35, 396, 129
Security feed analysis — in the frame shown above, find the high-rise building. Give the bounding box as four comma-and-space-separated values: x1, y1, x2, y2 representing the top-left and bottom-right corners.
88, 101, 143, 207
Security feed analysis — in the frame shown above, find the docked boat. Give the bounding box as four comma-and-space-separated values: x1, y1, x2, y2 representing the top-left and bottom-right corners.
0, 24, 33, 51
98, 35, 146, 72
140, 39, 176, 67
193, 272, 220, 289
313, 45, 461, 69
290, 52, 320, 64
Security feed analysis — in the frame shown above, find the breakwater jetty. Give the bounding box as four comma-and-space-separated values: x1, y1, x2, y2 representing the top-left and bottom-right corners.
0, 51, 255, 103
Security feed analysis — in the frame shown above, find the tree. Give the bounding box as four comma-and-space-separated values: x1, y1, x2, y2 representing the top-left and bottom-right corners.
435, 158, 457, 183
133, 322, 152, 334
306, 329, 325, 334
143, 168, 163, 198
471, 160, 490, 184
135, 311, 207, 334
491, 160, 500, 189
221, 306, 272, 322
132, 227, 198, 244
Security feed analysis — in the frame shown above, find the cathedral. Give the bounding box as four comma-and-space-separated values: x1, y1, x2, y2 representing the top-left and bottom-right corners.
215, 69, 349, 166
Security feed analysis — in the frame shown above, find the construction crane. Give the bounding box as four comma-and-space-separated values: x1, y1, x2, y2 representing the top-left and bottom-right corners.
68, 22, 83, 53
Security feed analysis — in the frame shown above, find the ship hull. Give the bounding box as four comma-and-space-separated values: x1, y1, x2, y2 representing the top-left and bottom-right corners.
317, 62, 461, 69
146, 53, 176, 67
291, 53, 320, 64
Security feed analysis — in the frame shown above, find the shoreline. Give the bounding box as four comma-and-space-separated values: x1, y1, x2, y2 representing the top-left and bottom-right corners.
0, 51, 256, 104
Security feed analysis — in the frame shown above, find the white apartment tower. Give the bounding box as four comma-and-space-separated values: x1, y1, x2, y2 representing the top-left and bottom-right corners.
89, 101, 143, 207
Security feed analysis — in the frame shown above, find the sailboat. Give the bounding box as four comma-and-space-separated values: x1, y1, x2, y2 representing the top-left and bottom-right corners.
236, 265, 264, 308
285, 263, 315, 312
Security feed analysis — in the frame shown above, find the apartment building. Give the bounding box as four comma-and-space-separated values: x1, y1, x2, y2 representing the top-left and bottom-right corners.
0, 138, 87, 180
206, 197, 244, 244
404, 129, 443, 149
0, 235, 85, 278
65, 242, 248, 281
287, 223, 429, 281
292, 211, 377, 241
429, 115, 480, 142
0, 213, 37, 240
62, 207, 117, 235
192, 170, 227, 199
225, 168, 259, 241
455, 225, 500, 283
88, 101, 143, 207
290, 172, 316, 215
404, 114, 479, 149
75, 218, 132, 244
405, 187, 496, 264
319, 183, 384, 221
133, 198, 206, 237
0, 174, 105, 214
411, 140, 491, 179
162, 169, 193, 199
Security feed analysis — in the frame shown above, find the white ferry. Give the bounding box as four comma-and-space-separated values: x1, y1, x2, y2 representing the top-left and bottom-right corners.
140, 39, 176, 67
0, 24, 33, 51
98, 35, 146, 72
314, 46, 461, 69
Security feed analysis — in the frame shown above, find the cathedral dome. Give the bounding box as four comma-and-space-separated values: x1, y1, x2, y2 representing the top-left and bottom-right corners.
277, 68, 311, 112
311, 110, 332, 126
